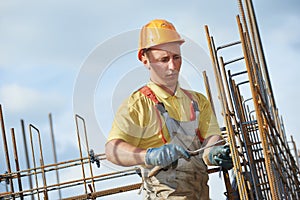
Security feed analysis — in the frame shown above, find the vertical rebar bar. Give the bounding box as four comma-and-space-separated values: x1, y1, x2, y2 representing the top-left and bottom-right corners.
0, 105, 15, 196
75, 114, 96, 193
291, 136, 300, 168
75, 115, 88, 194
20, 119, 34, 200
11, 128, 24, 200
219, 56, 236, 115
236, 15, 279, 200
37, 127, 48, 200
229, 71, 263, 200
29, 124, 48, 200
205, 25, 249, 200
29, 124, 40, 200
202, 70, 235, 199
244, 0, 278, 129
202, 71, 216, 115
49, 113, 62, 199
245, 0, 275, 102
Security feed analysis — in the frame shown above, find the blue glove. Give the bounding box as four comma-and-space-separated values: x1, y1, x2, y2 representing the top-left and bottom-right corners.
208, 145, 233, 170
145, 144, 190, 168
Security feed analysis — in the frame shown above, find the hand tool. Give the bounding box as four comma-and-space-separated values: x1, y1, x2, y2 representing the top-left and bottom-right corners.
148, 139, 226, 177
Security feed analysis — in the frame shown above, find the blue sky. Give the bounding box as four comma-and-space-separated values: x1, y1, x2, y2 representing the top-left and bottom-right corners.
1, 1, 300, 199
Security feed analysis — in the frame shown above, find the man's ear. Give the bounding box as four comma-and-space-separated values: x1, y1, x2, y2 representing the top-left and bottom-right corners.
141, 54, 150, 70
141, 54, 148, 65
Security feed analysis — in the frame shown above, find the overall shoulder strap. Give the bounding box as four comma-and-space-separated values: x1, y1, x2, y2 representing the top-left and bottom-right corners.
139, 85, 167, 143
181, 88, 204, 142
181, 88, 193, 100
181, 88, 200, 120
139, 85, 159, 104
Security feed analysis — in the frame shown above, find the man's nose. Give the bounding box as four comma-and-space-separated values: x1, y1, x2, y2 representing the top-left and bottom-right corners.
168, 59, 178, 70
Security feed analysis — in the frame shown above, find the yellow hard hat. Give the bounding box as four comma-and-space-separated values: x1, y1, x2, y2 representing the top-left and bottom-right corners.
138, 19, 185, 61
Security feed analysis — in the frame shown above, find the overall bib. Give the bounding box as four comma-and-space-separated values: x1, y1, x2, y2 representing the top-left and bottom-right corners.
139, 86, 209, 200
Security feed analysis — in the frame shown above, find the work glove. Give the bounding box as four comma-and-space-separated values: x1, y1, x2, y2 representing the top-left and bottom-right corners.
145, 144, 190, 168
208, 145, 233, 170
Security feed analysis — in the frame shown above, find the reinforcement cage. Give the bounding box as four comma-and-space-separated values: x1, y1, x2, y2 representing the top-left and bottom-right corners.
1, 0, 300, 199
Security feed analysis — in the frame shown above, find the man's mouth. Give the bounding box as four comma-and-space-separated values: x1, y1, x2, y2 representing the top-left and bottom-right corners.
166, 73, 178, 78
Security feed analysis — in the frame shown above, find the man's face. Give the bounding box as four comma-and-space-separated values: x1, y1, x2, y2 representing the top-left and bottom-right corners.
143, 43, 182, 88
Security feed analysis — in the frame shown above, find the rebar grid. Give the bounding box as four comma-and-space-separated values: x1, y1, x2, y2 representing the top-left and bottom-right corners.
203, 0, 300, 199
0, 104, 229, 199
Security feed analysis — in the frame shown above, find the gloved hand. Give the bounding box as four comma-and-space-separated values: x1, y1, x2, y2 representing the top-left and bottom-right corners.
208, 145, 233, 170
145, 144, 190, 168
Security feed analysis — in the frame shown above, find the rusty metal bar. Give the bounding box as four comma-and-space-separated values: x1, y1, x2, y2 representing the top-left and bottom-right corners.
1, 155, 108, 199
205, 29, 227, 116
228, 71, 264, 199
5, 167, 138, 199
244, 0, 277, 109
223, 56, 244, 66
1, 152, 106, 183
291, 136, 300, 167
219, 57, 236, 115
240, 17, 275, 199
48, 113, 62, 199
230, 70, 248, 78
260, 106, 300, 198
202, 71, 216, 115
75, 114, 96, 193
74, 114, 88, 194
240, 0, 280, 140
205, 5, 300, 197
252, 58, 300, 198
279, 115, 287, 145
236, 14, 279, 199
202, 70, 234, 199
205, 25, 249, 200
29, 124, 40, 200
58, 167, 228, 199
222, 169, 236, 199
38, 129, 48, 200
219, 58, 245, 136
61, 183, 142, 200
207, 28, 251, 200
29, 124, 48, 200
0, 104, 15, 196
20, 119, 33, 200
216, 41, 241, 51
10, 128, 24, 200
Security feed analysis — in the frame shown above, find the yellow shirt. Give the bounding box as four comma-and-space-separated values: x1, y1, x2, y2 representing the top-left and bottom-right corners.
107, 82, 221, 149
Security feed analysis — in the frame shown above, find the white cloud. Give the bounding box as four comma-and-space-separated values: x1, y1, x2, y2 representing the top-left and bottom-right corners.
0, 84, 65, 118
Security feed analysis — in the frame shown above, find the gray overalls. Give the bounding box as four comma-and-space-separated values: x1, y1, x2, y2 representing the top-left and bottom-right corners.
139, 86, 209, 200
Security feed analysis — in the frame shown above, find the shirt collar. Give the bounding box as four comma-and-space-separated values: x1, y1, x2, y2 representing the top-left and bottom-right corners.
147, 81, 185, 99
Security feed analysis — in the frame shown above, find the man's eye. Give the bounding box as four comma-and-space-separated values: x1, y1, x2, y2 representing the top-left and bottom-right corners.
159, 57, 170, 63
173, 55, 181, 60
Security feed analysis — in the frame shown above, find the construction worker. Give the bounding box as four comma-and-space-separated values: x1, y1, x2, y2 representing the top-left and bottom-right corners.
105, 19, 233, 199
